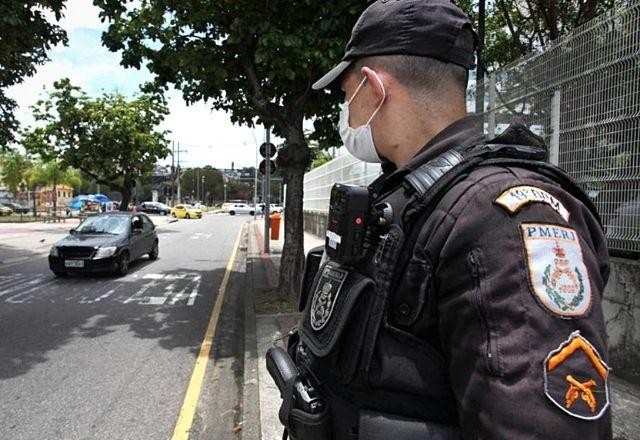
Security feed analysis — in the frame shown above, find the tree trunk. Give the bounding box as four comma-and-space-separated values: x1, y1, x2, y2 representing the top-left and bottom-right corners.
277, 121, 312, 300
119, 182, 132, 211
52, 173, 57, 218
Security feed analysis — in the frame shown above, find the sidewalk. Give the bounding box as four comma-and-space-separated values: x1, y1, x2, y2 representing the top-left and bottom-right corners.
0, 214, 178, 265
242, 220, 640, 440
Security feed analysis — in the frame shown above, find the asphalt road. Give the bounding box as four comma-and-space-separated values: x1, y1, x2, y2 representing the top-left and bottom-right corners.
0, 214, 249, 440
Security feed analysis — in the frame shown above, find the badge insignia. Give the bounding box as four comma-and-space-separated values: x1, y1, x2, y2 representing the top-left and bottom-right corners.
521, 223, 591, 317
495, 186, 570, 221
543, 331, 610, 420
310, 264, 348, 331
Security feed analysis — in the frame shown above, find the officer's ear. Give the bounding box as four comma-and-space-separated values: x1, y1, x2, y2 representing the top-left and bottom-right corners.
361, 66, 386, 108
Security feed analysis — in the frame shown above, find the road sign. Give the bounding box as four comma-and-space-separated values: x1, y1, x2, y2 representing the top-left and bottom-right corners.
259, 142, 277, 158
259, 159, 276, 175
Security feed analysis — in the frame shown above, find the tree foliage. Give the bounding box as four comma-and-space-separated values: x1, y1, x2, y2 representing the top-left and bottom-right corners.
0, 149, 32, 191
0, 1, 68, 149
95, 0, 368, 297
22, 78, 170, 209
457, 0, 619, 70
181, 166, 224, 203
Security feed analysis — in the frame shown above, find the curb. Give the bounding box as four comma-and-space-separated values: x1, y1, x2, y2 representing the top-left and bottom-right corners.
242, 222, 262, 440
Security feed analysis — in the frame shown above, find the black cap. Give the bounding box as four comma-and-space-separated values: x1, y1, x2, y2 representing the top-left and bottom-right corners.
313, 0, 478, 90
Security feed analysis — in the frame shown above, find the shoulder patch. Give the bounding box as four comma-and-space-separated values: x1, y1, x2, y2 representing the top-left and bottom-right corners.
543, 331, 610, 420
521, 223, 592, 318
495, 185, 570, 221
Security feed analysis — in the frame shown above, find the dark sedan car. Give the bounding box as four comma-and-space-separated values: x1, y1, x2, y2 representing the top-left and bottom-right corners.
138, 202, 171, 215
4, 202, 30, 214
49, 212, 159, 277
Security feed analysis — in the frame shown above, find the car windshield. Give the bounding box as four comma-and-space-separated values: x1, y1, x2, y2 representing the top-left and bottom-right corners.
75, 215, 129, 235
185, 204, 194, 209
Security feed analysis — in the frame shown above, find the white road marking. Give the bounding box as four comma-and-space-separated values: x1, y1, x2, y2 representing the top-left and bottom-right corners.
187, 275, 202, 306
0, 276, 44, 299
190, 233, 212, 240
123, 280, 158, 304
0, 271, 203, 306
94, 289, 117, 302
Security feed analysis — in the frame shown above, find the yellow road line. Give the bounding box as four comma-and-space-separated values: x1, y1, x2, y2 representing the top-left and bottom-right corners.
171, 223, 245, 440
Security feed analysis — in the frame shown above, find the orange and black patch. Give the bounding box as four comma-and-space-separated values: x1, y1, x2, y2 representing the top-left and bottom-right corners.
543, 331, 610, 420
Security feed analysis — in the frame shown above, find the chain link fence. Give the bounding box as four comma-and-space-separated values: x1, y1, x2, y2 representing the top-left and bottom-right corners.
469, 1, 640, 255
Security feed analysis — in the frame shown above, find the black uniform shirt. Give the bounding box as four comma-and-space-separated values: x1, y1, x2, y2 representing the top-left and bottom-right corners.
385, 116, 612, 438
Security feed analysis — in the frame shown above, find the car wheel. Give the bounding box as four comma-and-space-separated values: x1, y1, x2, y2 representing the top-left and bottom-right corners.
229, 210, 235, 216
161, 211, 167, 216
149, 241, 159, 260
185, 213, 190, 219
52, 270, 67, 277
171, 213, 177, 218
249, 210, 255, 216
116, 251, 130, 276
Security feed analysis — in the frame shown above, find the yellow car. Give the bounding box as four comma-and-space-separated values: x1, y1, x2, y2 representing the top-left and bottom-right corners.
170, 204, 202, 219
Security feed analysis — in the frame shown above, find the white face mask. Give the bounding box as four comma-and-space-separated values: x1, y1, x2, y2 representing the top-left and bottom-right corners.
338, 71, 386, 163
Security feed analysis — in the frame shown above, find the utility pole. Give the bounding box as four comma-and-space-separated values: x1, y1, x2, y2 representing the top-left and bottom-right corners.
177, 143, 181, 204
171, 141, 176, 206
196, 168, 200, 203
263, 127, 271, 254
201, 175, 205, 204
475, 0, 486, 122
175, 143, 187, 204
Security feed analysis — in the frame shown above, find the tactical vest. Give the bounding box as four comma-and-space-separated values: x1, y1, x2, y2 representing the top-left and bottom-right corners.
285, 139, 601, 440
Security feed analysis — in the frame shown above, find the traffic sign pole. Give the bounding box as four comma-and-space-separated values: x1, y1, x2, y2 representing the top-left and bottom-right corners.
263, 128, 271, 254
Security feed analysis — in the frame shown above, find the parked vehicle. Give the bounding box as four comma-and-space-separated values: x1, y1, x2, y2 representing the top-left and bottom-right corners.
257, 203, 283, 214
170, 204, 203, 219
139, 201, 171, 215
0, 203, 13, 216
48, 212, 159, 276
4, 202, 30, 214
223, 203, 255, 215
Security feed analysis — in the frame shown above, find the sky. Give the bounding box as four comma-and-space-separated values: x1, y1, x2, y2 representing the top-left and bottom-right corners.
6, 0, 268, 171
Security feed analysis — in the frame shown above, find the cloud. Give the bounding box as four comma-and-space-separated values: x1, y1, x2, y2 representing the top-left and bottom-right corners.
7, 0, 289, 172
160, 91, 266, 170
52, 0, 105, 31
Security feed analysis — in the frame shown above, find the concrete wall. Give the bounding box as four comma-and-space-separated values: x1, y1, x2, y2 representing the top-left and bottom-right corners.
603, 258, 640, 383
303, 210, 640, 384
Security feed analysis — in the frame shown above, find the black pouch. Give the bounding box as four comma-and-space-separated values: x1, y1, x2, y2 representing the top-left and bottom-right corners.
299, 245, 325, 312
299, 261, 376, 383
287, 406, 333, 440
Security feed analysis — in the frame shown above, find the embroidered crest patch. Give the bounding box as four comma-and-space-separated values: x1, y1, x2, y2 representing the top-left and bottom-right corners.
310, 264, 349, 331
543, 331, 610, 420
495, 186, 570, 221
521, 223, 591, 317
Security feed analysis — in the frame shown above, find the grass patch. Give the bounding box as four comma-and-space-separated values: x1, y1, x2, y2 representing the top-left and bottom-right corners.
254, 288, 299, 315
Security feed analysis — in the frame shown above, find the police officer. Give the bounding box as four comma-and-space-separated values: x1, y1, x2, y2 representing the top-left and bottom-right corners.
277, 1, 612, 438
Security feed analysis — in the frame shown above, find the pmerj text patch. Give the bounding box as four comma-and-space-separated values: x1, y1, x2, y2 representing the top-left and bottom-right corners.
495, 185, 570, 221
543, 331, 610, 420
521, 223, 591, 317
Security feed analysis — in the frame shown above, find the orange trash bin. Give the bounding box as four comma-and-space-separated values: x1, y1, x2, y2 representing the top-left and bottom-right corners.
270, 212, 281, 240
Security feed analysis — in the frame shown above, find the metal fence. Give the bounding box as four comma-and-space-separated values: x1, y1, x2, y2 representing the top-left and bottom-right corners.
469, 1, 640, 255
303, 150, 381, 212
304, 1, 640, 255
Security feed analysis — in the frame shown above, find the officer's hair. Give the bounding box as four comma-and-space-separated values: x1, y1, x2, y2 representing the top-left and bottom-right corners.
352, 55, 468, 104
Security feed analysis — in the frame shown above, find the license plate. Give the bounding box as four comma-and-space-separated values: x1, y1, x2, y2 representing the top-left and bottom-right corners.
65, 260, 84, 268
